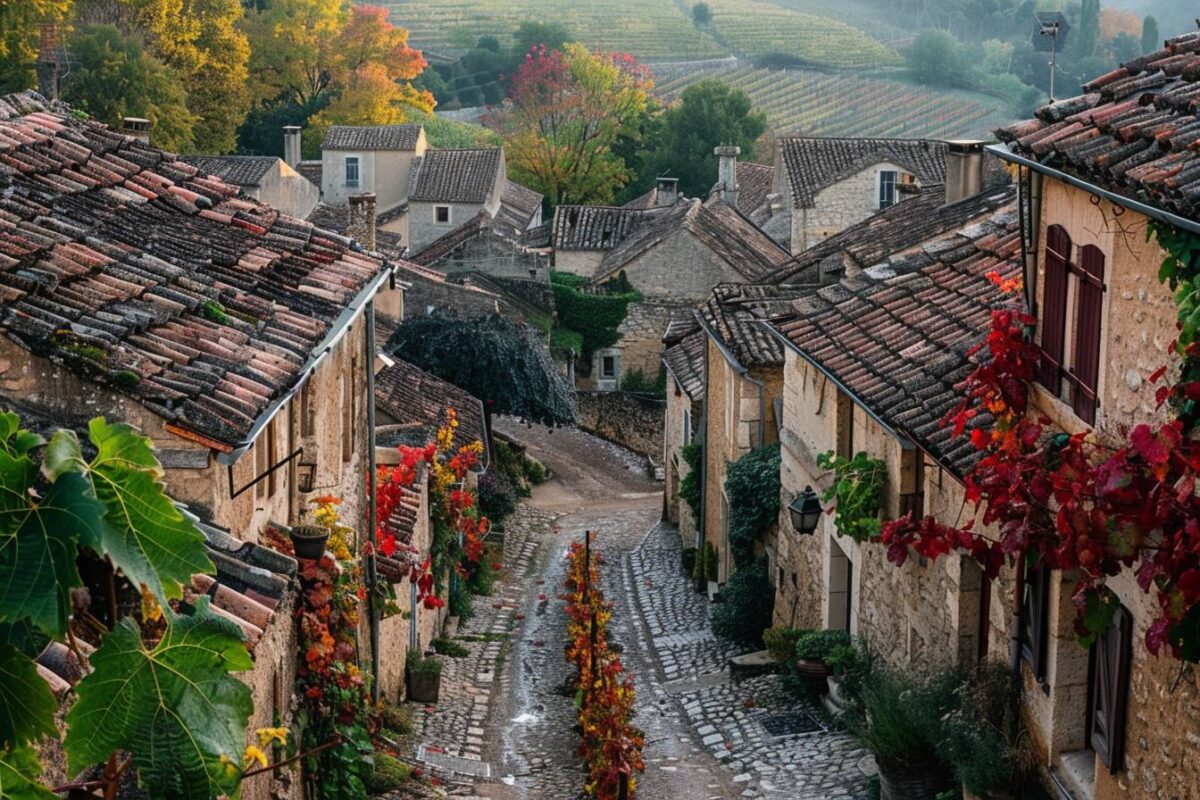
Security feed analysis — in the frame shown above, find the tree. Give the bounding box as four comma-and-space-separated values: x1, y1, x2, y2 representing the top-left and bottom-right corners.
494, 44, 653, 208
902, 30, 966, 87
63, 26, 199, 152
510, 20, 571, 62
692, 2, 712, 26
644, 79, 766, 199
387, 315, 576, 428
0, 0, 72, 93
1142, 15, 1160, 55
1075, 0, 1100, 59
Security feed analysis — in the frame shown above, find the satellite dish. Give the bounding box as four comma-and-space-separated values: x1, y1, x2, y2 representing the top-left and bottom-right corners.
1033, 11, 1070, 53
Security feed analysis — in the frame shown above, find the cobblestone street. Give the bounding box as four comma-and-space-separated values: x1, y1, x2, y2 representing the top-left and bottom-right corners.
406, 421, 872, 799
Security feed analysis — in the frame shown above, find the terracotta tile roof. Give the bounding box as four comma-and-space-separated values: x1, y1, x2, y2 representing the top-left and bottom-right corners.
765, 183, 1017, 284
662, 315, 705, 401
0, 91, 390, 449
995, 28, 1200, 219
498, 179, 543, 230
297, 160, 322, 187
408, 148, 503, 204
179, 156, 278, 188
778, 137, 947, 208
551, 204, 650, 251
593, 198, 790, 283
305, 202, 407, 255
322, 124, 422, 151
375, 356, 489, 466
770, 203, 1021, 476
409, 210, 491, 264
700, 283, 809, 368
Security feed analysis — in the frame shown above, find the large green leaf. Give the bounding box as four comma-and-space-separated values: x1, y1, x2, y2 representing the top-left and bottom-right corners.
65, 601, 254, 800
86, 419, 213, 604
0, 413, 44, 460
0, 746, 57, 799
0, 451, 105, 636
0, 644, 57, 749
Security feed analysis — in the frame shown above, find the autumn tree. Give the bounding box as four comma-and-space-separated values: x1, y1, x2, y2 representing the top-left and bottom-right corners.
494, 44, 653, 208
241, 0, 431, 156
63, 25, 199, 152
0, 1, 72, 93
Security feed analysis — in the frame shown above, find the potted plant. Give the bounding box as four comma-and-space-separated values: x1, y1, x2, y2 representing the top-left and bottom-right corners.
793, 629, 850, 677
406, 649, 442, 703
845, 663, 959, 800
824, 641, 870, 711
939, 662, 1035, 800
289, 524, 329, 560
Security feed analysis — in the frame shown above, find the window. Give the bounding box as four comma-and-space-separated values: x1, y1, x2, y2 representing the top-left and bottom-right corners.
344, 156, 360, 188
299, 380, 314, 437
1038, 226, 1106, 425
878, 170, 898, 208
601, 355, 616, 379
1091, 603, 1132, 772
682, 408, 692, 444
1019, 558, 1051, 684
435, 205, 450, 224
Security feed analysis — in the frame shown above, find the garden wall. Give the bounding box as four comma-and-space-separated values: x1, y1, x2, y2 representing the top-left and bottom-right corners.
576, 390, 664, 458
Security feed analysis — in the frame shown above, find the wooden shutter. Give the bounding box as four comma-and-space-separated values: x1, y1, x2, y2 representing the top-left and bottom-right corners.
1020, 560, 1050, 682
1072, 244, 1105, 425
1039, 225, 1070, 392
1091, 604, 1132, 772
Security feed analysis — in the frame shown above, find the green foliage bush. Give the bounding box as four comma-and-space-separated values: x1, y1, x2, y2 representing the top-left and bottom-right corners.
431, 638, 471, 658
763, 626, 807, 662
845, 662, 960, 773
620, 367, 666, 396
816, 450, 885, 543
449, 582, 473, 620
940, 661, 1035, 795
363, 752, 413, 794
550, 272, 641, 363
711, 558, 774, 645
794, 629, 851, 662
406, 650, 443, 681
693, 539, 719, 583
680, 442, 703, 522
467, 544, 498, 596
478, 471, 520, 522
725, 443, 781, 567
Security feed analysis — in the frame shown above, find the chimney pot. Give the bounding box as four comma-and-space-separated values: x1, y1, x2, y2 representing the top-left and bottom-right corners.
283, 126, 303, 168
944, 139, 985, 206
121, 117, 152, 144
347, 192, 378, 252
715, 145, 740, 207
655, 176, 679, 206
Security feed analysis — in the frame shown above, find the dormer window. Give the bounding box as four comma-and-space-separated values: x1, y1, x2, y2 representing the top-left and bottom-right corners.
345, 156, 360, 188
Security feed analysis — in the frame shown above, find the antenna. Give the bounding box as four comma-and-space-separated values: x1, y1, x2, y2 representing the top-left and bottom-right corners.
1033, 12, 1070, 103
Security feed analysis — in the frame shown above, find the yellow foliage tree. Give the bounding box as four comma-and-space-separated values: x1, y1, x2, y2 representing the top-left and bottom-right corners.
0, 0, 72, 93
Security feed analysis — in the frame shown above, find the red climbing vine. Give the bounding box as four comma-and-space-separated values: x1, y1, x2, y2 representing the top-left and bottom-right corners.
881, 225, 1200, 661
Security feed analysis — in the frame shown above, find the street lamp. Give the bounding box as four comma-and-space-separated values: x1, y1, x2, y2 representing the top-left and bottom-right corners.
788, 486, 822, 535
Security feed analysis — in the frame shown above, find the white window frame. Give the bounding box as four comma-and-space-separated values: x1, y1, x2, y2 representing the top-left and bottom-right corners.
877, 169, 898, 209
434, 205, 451, 224
683, 407, 692, 445
345, 156, 360, 189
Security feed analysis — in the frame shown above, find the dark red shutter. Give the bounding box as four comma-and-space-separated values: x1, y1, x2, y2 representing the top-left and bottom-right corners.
1072, 244, 1105, 425
1091, 604, 1132, 772
1039, 226, 1070, 392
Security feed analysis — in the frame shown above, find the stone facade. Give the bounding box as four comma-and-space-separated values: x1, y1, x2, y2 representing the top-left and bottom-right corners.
576, 390, 665, 457
663, 374, 701, 545
586, 301, 681, 390
785, 162, 917, 253
321, 130, 427, 213
408, 152, 507, 255
553, 248, 605, 278
617, 227, 758, 303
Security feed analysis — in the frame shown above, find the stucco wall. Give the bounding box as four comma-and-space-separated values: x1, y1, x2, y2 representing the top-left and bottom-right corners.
576, 390, 665, 457
321, 130, 425, 213
554, 249, 604, 278
409, 200, 487, 255
255, 160, 321, 220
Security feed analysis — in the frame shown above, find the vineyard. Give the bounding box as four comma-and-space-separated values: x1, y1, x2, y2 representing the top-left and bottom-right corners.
763, 0, 913, 47
655, 66, 1015, 140
377, 0, 725, 61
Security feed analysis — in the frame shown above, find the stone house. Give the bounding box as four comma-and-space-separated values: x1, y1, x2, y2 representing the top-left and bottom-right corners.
408, 148, 508, 254
769, 136, 948, 254
181, 154, 321, 220
319, 123, 428, 229
662, 316, 705, 543
0, 91, 406, 797
409, 208, 550, 280
550, 203, 652, 277
709, 148, 776, 226
984, 31, 1200, 800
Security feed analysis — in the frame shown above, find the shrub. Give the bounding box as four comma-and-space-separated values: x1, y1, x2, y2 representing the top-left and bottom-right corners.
764, 626, 808, 663
725, 443, 782, 567
826, 641, 873, 702
467, 544, 497, 596
491, 439, 534, 498
550, 271, 640, 362
363, 752, 413, 794
431, 638, 470, 658
680, 442, 703, 522
406, 649, 443, 681
378, 702, 413, 736
620, 367, 666, 396
449, 581, 473, 620
939, 661, 1036, 796
523, 456, 549, 485
693, 539, 719, 583
816, 450, 885, 543
478, 471, 519, 521
794, 629, 851, 662
711, 558, 774, 645
845, 662, 960, 773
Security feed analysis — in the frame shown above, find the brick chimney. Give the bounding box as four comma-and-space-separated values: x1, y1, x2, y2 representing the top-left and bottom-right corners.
36, 24, 60, 101
283, 126, 302, 168
715, 145, 740, 206
121, 118, 152, 144
348, 193, 377, 251
944, 140, 985, 205
655, 176, 679, 206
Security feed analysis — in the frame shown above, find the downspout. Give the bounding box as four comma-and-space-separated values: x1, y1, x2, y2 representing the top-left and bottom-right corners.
366, 300, 381, 703
697, 329, 708, 555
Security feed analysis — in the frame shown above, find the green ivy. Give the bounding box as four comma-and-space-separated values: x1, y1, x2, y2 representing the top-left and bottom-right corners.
816, 450, 886, 543
710, 558, 774, 645
680, 442, 703, 522
725, 443, 781, 568
550, 271, 641, 363
1150, 220, 1200, 432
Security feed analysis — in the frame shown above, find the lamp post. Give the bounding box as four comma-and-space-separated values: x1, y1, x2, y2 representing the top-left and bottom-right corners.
788, 486, 822, 535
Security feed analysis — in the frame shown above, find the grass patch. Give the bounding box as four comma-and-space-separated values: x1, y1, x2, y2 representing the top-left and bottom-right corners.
431, 638, 471, 658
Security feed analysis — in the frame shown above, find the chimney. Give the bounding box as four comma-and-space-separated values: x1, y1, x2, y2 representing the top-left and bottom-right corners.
348, 193, 377, 252
944, 140, 985, 205
715, 145, 740, 206
36, 23, 60, 101
121, 117, 152, 144
283, 125, 302, 168
655, 176, 679, 206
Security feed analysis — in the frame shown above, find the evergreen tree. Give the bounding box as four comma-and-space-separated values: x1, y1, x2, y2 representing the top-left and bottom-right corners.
1141, 15, 1160, 55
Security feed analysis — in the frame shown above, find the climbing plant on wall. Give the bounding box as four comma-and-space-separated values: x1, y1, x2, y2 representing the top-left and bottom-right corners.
724, 443, 781, 568
816, 450, 886, 544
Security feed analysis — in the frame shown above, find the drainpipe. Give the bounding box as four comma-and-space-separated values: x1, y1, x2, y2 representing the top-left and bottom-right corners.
366, 300, 381, 702
697, 330, 709, 555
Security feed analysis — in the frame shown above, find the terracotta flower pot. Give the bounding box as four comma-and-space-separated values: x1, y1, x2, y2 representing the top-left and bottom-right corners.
289, 525, 329, 560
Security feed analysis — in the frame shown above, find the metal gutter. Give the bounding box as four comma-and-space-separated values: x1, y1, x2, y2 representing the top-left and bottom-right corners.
986, 143, 1200, 237
215, 263, 396, 465
366, 300, 380, 703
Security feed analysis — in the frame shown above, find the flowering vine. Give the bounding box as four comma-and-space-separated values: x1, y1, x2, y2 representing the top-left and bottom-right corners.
880, 225, 1200, 662
562, 540, 645, 798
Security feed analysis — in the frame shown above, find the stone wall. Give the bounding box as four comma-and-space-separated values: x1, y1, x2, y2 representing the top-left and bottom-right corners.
663, 377, 701, 547
402, 271, 512, 321
554, 249, 604, 278
439, 237, 547, 281
790, 162, 918, 253
576, 390, 665, 458
253, 159, 321, 220
613, 301, 683, 386
621, 228, 753, 303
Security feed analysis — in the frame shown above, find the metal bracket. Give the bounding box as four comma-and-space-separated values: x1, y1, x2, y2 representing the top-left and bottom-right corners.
228, 447, 305, 499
